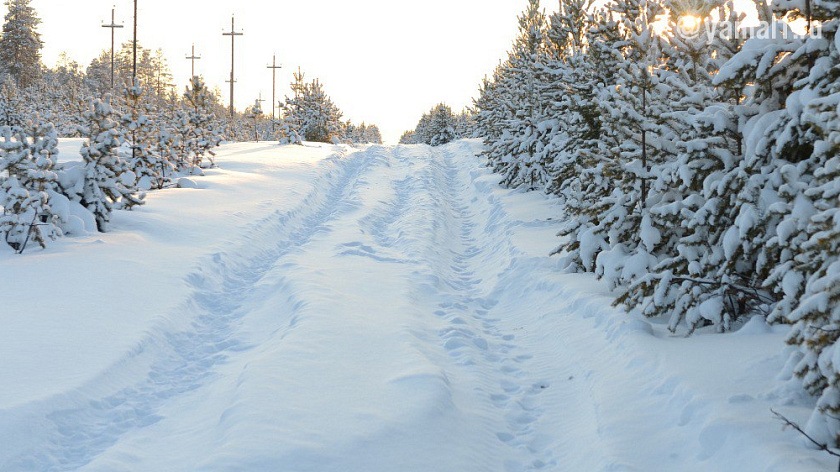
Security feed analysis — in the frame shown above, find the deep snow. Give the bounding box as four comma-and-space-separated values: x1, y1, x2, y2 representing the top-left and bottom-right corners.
0, 140, 832, 471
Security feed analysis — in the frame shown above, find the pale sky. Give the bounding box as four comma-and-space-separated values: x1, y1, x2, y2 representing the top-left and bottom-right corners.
10, 0, 557, 143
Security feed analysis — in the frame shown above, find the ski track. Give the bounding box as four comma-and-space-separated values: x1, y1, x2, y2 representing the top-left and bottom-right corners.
4, 147, 374, 471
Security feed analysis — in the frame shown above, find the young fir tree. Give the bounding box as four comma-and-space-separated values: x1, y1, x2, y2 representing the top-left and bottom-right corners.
78, 97, 144, 232
0, 118, 60, 251
0, 0, 43, 88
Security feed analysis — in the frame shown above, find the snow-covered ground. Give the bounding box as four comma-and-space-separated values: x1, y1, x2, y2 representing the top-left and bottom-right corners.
0, 140, 831, 471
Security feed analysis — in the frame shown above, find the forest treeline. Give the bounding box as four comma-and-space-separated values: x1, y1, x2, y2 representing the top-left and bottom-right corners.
0, 0, 381, 254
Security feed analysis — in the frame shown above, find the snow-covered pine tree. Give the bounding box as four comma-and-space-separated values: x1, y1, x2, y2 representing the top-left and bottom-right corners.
0, 78, 23, 127
428, 103, 456, 147
542, 0, 596, 197
281, 73, 344, 144
670, 0, 825, 335
399, 130, 416, 144
557, 0, 669, 292
0, 117, 60, 251
0, 0, 43, 88
552, 6, 627, 272
245, 98, 263, 142
276, 117, 302, 145
121, 82, 172, 190
452, 111, 474, 139
43, 54, 88, 137
363, 124, 383, 144
484, 0, 548, 190
751, 0, 840, 443
620, 0, 749, 332
183, 76, 222, 169
474, 70, 512, 150
792, 136, 840, 446
77, 96, 144, 232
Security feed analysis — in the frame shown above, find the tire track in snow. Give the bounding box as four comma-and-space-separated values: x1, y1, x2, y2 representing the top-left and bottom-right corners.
430, 144, 558, 472
2, 148, 374, 472
364, 144, 558, 470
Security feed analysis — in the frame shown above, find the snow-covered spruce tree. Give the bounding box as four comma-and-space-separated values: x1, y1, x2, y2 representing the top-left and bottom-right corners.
183, 76, 222, 169
77, 97, 144, 232
0, 0, 43, 88
0, 119, 60, 251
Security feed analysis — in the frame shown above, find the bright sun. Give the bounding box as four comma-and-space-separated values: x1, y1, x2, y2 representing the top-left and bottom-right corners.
678, 14, 703, 32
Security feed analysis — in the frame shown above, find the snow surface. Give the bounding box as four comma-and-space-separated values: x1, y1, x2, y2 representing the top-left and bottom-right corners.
0, 140, 832, 471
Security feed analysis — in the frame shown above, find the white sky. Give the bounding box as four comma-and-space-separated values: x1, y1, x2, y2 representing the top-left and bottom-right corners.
11, 0, 557, 143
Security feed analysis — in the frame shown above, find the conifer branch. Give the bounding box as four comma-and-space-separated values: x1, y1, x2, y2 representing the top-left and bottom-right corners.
771, 409, 840, 472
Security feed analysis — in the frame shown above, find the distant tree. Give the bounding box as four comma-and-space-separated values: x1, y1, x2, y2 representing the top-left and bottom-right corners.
405, 103, 467, 146
183, 76, 222, 168
0, 0, 43, 88
245, 98, 263, 142
399, 130, 416, 144
85, 42, 172, 100
281, 72, 344, 143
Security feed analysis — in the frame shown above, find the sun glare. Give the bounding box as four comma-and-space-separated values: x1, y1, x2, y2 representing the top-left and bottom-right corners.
678, 14, 703, 32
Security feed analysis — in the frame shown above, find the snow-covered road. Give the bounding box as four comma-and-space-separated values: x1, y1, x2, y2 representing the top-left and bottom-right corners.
0, 141, 832, 471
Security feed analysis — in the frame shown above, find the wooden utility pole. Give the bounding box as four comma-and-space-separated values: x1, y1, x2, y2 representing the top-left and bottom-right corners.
640, 66, 649, 210
132, 0, 138, 86
222, 15, 243, 118
185, 44, 201, 78
132, 0, 138, 162
101, 6, 124, 90
266, 54, 282, 135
